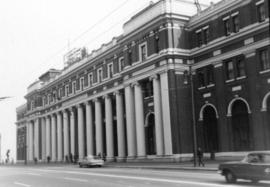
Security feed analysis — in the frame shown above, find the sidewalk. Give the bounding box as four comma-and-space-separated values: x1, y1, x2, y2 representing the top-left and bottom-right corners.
104, 160, 220, 172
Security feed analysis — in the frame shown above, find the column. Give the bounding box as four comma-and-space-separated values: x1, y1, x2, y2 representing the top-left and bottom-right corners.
85, 102, 94, 156
95, 98, 103, 155
124, 84, 136, 158
51, 114, 57, 161
34, 119, 39, 160
57, 112, 63, 161
160, 71, 173, 155
45, 116, 51, 159
41, 117, 46, 160
105, 95, 114, 161
28, 121, 34, 161
63, 110, 69, 160
70, 109, 75, 157
115, 91, 126, 160
77, 104, 85, 159
134, 82, 146, 157
152, 75, 164, 156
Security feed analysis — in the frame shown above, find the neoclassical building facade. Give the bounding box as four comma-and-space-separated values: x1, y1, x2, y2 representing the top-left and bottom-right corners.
16, 0, 269, 162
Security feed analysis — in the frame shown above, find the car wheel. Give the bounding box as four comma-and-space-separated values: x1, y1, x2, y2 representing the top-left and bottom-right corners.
225, 171, 236, 183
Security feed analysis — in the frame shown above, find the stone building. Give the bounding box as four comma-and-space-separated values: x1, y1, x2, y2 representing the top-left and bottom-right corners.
16, 0, 269, 163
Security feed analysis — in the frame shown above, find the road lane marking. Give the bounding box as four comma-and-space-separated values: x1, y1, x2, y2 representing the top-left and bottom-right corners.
26, 173, 41, 176
14, 182, 31, 187
63, 177, 88, 183
29, 169, 243, 187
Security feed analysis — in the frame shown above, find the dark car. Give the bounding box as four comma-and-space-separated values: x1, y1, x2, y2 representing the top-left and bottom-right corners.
218, 151, 270, 183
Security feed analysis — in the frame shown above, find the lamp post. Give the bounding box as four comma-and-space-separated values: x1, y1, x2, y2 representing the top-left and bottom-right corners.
184, 66, 198, 167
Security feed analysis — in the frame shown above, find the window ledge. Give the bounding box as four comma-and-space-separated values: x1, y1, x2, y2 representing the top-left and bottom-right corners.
259, 69, 270, 74
207, 84, 215, 88
198, 86, 206, 90
225, 79, 235, 83
236, 76, 246, 80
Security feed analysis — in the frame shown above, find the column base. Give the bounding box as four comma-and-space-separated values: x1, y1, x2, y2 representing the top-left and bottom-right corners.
105, 157, 115, 162
116, 156, 126, 162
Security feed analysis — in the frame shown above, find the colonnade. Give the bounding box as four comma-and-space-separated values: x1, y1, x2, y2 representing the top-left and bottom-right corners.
26, 74, 171, 162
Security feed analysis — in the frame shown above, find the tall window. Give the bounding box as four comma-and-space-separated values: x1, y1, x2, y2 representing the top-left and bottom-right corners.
88, 73, 93, 87
236, 58, 245, 77
65, 85, 69, 97
72, 82, 76, 94
198, 71, 205, 87
128, 50, 132, 65
203, 28, 210, 44
80, 77, 84, 91
107, 63, 113, 78
140, 43, 147, 61
226, 61, 234, 80
260, 49, 270, 70
118, 57, 124, 72
232, 15, 240, 33
257, 3, 266, 22
224, 19, 231, 36
197, 31, 203, 46
98, 68, 102, 83
155, 35, 160, 53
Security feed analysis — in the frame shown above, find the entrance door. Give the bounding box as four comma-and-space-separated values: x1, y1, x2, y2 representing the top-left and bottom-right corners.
202, 106, 219, 152
231, 100, 251, 151
145, 113, 156, 155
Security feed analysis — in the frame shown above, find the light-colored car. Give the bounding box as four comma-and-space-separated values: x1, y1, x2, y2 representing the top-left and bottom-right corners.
218, 151, 270, 183
78, 155, 104, 168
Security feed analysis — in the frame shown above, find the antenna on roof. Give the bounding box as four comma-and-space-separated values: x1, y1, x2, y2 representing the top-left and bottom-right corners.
194, 0, 202, 13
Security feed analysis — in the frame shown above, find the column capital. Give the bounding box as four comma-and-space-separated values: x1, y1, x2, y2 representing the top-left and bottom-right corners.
84, 101, 91, 106
149, 74, 159, 81
114, 90, 122, 96
131, 81, 140, 87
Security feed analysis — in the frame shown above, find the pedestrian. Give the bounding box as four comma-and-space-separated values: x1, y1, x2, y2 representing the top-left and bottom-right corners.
197, 147, 205, 167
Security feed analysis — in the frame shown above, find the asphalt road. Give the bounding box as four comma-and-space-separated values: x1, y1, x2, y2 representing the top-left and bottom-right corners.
0, 165, 269, 187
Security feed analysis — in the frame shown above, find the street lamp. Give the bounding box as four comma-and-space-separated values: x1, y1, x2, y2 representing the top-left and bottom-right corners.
184, 66, 198, 167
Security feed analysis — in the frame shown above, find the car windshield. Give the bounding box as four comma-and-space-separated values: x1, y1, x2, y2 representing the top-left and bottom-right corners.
243, 153, 270, 164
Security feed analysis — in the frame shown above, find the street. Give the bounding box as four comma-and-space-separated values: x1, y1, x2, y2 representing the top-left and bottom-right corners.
0, 165, 270, 187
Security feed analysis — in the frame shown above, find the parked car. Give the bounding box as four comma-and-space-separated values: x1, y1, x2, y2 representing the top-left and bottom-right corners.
218, 151, 270, 183
78, 155, 104, 168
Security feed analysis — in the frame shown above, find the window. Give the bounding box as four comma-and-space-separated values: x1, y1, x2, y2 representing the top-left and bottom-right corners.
226, 61, 234, 80
72, 82, 76, 94
139, 43, 147, 61
196, 31, 203, 46
224, 19, 231, 36
118, 57, 124, 72
155, 35, 160, 53
128, 50, 132, 65
88, 73, 93, 87
80, 77, 84, 91
107, 63, 113, 78
232, 15, 240, 33
259, 49, 270, 70
236, 58, 245, 77
257, 2, 266, 22
197, 66, 214, 87
65, 85, 69, 97
203, 28, 210, 44
97, 68, 103, 83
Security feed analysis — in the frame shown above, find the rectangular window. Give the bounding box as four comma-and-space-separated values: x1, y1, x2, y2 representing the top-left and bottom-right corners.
198, 71, 205, 87
107, 63, 113, 78
72, 82, 76, 94
118, 57, 124, 72
80, 77, 84, 91
206, 67, 214, 85
65, 85, 69, 97
128, 50, 132, 65
155, 35, 160, 53
236, 58, 245, 77
203, 28, 209, 44
260, 49, 270, 70
97, 68, 103, 83
196, 31, 202, 46
257, 3, 266, 22
88, 73, 93, 86
224, 19, 231, 36
232, 15, 240, 33
226, 61, 234, 80
140, 43, 147, 61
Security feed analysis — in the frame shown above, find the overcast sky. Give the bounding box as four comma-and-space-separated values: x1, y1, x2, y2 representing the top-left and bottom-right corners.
0, 0, 220, 161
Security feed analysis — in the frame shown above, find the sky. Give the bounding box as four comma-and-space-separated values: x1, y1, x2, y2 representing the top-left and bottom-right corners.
0, 0, 220, 161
